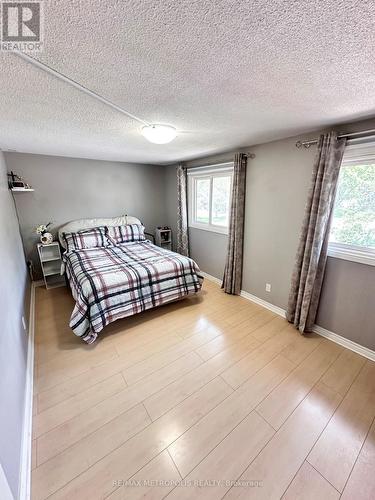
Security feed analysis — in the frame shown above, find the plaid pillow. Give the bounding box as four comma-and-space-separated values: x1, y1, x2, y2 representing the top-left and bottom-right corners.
107, 224, 146, 245
63, 226, 109, 252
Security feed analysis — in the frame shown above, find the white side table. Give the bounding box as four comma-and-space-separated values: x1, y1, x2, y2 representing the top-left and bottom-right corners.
37, 242, 65, 289
155, 228, 172, 250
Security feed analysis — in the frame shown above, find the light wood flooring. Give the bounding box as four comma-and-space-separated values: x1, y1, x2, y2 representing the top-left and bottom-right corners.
32, 280, 375, 500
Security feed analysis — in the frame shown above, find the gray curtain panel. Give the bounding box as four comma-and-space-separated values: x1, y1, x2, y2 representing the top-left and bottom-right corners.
286, 132, 346, 333
176, 164, 189, 256
222, 153, 247, 295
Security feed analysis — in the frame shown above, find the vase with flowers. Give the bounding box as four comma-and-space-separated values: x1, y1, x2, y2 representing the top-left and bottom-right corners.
36, 222, 53, 245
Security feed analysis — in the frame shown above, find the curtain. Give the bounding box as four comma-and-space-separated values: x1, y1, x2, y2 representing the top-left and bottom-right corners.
286, 132, 346, 333
222, 153, 247, 294
176, 164, 189, 256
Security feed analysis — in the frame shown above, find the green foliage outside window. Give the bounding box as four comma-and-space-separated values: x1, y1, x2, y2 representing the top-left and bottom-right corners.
330, 163, 375, 248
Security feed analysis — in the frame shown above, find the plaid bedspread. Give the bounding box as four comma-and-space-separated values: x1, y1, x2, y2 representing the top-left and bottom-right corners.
63, 241, 203, 343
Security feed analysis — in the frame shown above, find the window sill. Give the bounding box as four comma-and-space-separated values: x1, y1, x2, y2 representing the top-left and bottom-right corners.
189, 223, 229, 236
328, 243, 375, 267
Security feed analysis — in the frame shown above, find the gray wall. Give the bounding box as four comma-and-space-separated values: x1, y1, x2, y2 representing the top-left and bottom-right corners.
242, 135, 314, 307
0, 152, 29, 498
189, 228, 227, 279
316, 258, 375, 349
165, 118, 375, 350
5, 153, 168, 278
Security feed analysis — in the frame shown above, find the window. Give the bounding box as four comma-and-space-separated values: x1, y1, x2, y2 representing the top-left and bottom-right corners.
188, 163, 233, 234
329, 142, 375, 266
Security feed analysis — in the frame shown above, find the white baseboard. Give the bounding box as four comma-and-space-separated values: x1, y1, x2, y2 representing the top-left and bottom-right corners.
239, 290, 286, 318
200, 271, 222, 286
313, 324, 375, 362
202, 271, 375, 362
19, 282, 36, 500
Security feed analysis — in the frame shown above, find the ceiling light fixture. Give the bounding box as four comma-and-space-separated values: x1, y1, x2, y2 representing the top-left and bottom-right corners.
14, 51, 178, 145
141, 124, 177, 144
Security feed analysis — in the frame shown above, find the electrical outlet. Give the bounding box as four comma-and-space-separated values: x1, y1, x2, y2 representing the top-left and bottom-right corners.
265, 283, 271, 293
21, 316, 27, 332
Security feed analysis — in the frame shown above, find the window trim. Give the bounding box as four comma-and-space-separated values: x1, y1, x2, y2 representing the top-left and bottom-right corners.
328, 142, 375, 266
187, 163, 233, 235
328, 242, 375, 267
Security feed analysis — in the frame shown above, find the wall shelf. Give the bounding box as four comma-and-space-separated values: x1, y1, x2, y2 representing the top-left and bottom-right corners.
7, 171, 34, 191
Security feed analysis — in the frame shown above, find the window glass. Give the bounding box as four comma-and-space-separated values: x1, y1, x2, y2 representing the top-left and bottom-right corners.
330, 163, 375, 249
188, 166, 233, 234
212, 175, 231, 227
195, 178, 210, 224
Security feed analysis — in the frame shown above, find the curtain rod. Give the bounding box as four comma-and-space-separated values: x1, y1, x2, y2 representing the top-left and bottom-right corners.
295, 128, 375, 148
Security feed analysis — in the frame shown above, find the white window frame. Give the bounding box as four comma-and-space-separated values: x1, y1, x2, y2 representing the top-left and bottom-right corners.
328, 242, 375, 267
328, 141, 375, 267
188, 163, 233, 235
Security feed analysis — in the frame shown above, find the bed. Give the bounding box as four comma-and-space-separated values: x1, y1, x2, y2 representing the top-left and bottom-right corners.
58, 215, 203, 343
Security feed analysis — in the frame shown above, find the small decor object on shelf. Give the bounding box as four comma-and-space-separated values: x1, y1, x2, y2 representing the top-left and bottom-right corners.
155, 226, 172, 251
40, 232, 53, 245
7, 171, 34, 191
35, 222, 53, 245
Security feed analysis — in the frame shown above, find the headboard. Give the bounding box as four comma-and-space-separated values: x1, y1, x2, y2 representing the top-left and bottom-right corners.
58, 214, 142, 248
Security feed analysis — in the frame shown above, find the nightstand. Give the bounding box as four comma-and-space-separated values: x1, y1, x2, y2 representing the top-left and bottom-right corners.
155, 227, 172, 250
37, 242, 65, 289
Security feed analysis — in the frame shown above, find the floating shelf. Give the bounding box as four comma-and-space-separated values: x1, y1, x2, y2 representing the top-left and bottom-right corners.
11, 187, 34, 192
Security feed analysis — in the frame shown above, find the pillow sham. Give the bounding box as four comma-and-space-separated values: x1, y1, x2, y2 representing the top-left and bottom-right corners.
62, 226, 109, 252
107, 224, 146, 245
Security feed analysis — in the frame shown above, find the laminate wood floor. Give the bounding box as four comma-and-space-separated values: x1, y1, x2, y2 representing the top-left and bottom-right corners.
31, 280, 375, 500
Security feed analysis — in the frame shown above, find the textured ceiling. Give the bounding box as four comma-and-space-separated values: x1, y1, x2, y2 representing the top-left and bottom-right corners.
1, 0, 375, 164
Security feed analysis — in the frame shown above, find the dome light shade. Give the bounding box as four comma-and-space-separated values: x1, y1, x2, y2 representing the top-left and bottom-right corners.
141, 124, 177, 144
